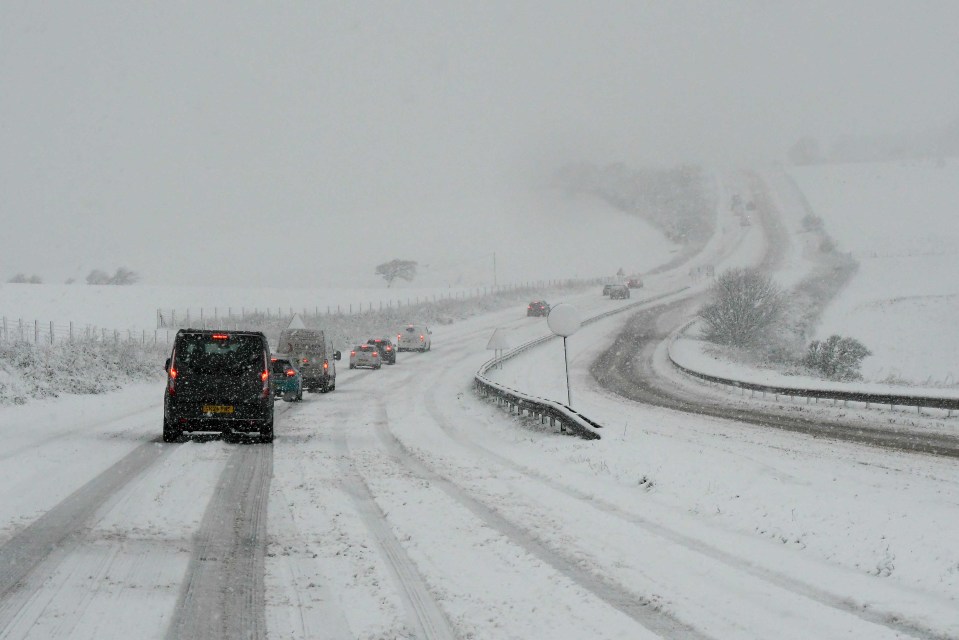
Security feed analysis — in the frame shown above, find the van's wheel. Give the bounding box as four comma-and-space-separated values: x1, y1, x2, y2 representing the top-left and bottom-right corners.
283, 391, 295, 402
328, 381, 335, 391
261, 420, 274, 443
163, 419, 181, 443
297, 389, 303, 401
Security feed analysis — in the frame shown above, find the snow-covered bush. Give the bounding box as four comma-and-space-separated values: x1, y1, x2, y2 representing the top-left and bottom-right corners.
699, 268, 785, 348
803, 335, 872, 380
7, 273, 43, 284
0, 339, 164, 405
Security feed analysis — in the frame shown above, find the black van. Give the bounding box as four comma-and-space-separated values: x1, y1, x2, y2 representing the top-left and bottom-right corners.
163, 330, 275, 442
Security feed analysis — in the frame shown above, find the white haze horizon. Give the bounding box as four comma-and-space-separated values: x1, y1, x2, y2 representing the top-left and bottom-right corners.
3, 2, 959, 287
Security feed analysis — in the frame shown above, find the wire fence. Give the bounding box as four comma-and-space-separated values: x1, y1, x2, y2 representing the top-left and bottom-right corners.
156, 280, 590, 330
0, 317, 177, 346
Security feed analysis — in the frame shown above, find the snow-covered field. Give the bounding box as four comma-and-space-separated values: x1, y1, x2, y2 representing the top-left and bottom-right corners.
789, 160, 959, 385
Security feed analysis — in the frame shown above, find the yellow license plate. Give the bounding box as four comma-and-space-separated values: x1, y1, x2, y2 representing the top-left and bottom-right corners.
202, 405, 234, 414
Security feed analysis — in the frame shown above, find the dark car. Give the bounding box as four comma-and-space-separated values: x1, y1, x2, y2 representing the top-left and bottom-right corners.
367, 337, 397, 364
163, 330, 274, 443
527, 300, 550, 317
271, 356, 303, 402
608, 284, 630, 299
602, 284, 615, 296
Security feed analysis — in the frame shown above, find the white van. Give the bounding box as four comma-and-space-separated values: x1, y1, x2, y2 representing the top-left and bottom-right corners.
396, 324, 432, 352
277, 329, 341, 392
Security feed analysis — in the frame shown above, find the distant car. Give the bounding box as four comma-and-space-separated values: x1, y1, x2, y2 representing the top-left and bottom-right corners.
349, 344, 381, 369
163, 330, 274, 443
740, 215, 752, 227
608, 284, 630, 299
527, 300, 550, 317
626, 276, 644, 289
397, 324, 432, 352
602, 284, 615, 296
367, 337, 397, 365
277, 328, 341, 393
270, 356, 303, 402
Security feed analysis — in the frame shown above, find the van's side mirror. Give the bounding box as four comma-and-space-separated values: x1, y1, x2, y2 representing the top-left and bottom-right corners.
164, 358, 171, 372
333, 351, 341, 361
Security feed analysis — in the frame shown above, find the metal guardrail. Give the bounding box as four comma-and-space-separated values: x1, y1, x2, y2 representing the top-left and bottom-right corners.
474, 288, 689, 439
667, 331, 959, 415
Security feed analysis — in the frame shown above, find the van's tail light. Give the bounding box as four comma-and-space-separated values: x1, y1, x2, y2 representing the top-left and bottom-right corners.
286, 369, 296, 377
420, 335, 425, 342
167, 368, 177, 395
397, 334, 402, 341
372, 351, 378, 357
261, 370, 270, 398
350, 350, 356, 356
385, 346, 392, 351
323, 360, 329, 370
212, 333, 229, 340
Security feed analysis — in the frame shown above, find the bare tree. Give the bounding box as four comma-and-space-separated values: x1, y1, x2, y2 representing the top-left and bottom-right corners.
699, 268, 785, 348
7, 273, 42, 284
375, 259, 417, 287
86, 267, 139, 285
110, 267, 139, 285
86, 269, 112, 285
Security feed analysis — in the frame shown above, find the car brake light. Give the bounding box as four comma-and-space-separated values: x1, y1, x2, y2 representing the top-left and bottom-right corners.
323, 360, 329, 370
372, 351, 378, 356
420, 335, 424, 341
302, 358, 309, 364
397, 334, 401, 340
261, 370, 270, 398
271, 357, 278, 362
167, 367, 177, 394
212, 333, 229, 340
286, 369, 296, 377
350, 350, 356, 356
261, 371, 269, 381
385, 346, 391, 351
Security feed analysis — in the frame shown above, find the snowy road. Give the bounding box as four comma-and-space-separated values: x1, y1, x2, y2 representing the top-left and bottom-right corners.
1, 175, 957, 639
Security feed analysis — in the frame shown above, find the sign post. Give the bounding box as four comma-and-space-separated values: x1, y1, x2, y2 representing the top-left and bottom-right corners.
546, 304, 581, 407
486, 328, 512, 369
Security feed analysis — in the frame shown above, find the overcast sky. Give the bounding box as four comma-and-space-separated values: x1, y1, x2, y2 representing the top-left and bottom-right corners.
2, 1, 958, 286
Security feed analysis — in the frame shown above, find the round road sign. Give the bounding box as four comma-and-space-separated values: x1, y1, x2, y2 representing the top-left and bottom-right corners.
547, 303, 581, 337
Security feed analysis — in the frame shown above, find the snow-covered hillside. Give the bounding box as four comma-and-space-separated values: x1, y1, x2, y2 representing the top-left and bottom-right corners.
790, 160, 959, 385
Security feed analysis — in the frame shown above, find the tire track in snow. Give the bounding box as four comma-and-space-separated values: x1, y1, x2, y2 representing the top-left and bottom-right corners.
165, 443, 273, 640
0, 438, 175, 632
424, 381, 952, 640
333, 432, 456, 640
370, 403, 711, 640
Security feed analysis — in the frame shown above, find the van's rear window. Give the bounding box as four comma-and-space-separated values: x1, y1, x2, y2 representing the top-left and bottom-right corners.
175, 335, 263, 374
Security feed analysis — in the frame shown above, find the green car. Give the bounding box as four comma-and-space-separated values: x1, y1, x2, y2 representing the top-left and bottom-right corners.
270, 356, 303, 402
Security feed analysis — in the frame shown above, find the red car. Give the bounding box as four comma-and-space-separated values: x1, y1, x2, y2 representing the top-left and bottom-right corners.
527, 300, 550, 317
